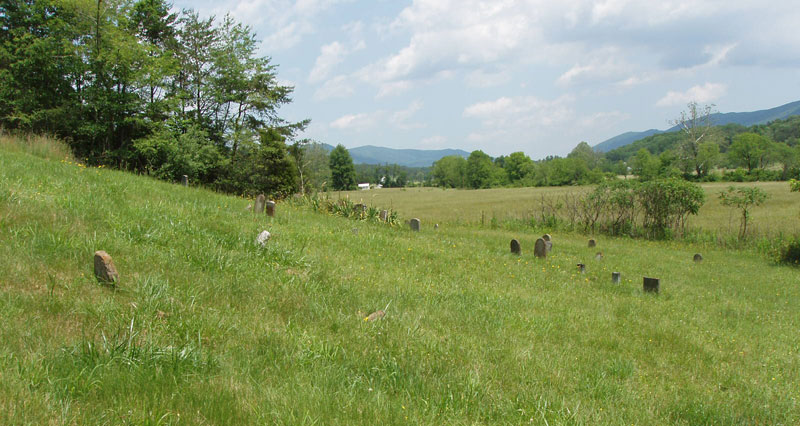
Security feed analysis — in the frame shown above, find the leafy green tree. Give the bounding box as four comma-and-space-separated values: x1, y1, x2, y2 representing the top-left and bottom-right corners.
465, 150, 494, 189
329, 144, 356, 190
719, 186, 769, 238
631, 148, 658, 180
432, 155, 467, 188
695, 140, 720, 177
636, 178, 705, 238
504, 151, 533, 183
728, 132, 772, 172
567, 141, 600, 169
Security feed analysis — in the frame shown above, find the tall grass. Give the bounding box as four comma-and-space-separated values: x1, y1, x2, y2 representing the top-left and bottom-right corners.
2, 136, 800, 424
0, 130, 74, 162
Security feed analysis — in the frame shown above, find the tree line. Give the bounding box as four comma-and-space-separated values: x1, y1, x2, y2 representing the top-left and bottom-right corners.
1, 0, 310, 197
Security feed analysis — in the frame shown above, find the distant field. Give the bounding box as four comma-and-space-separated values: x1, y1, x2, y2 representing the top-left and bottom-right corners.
335, 182, 800, 236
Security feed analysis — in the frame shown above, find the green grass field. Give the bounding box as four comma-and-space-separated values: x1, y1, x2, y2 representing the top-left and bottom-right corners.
2, 137, 799, 424
335, 183, 800, 237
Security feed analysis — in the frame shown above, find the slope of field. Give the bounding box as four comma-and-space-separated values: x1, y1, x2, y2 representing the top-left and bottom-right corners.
2, 139, 799, 424
338, 184, 800, 237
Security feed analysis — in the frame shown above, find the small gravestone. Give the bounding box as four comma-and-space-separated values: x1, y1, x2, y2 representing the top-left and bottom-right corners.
534, 238, 547, 258
545, 241, 552, 253
181, 175, 188, 186
588, 239, 596, 248
365, 310, 385, 322
577, 263, 586, 274
254, 194, 266, 214
354, 203, 366, 213
434, 224, 439, 230
410, 218, 420, 232
542, 234, 551, 242
643, 277, 660, 293
265, 201, 276, 217
94, 250, 119, 284
595, 252, 603, 260
380, 210, 388, 221
612, 271, 621, 284
510, 239, 521, 255
693, 253, 703, 263
256, 230, 271, 247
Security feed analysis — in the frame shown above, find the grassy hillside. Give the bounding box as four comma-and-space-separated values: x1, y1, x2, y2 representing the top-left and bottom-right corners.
337, 184, 800, 237
2, 136, 800, 424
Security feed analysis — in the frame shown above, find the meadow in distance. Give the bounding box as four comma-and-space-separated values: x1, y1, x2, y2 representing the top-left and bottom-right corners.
2, 134, 800, 424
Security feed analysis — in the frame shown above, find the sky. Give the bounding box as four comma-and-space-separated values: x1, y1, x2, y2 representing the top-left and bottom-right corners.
172, 0, 800, 159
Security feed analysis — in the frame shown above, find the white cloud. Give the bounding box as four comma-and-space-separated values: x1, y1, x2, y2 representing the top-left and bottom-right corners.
308, 40, 366, 83
390, 100, 424, 129
313, 75, 355, 100
464, 95, 574, 127
420, 135, 447, 147
656, 83, 727, 107
330, 112, 381, 130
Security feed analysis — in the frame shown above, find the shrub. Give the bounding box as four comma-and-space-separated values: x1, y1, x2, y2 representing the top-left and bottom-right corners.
777, 238, 800, 266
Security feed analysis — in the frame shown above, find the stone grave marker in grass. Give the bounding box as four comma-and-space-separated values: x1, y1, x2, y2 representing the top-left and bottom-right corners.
595, 252, 603, 260
380, 210, 388, 221
644, 277, 660, 293
588, 239, 596, 248
94, 250, 119, 284
256, 230, 271, 247
694, 253, 703, 263
410, 218, 420, 232
534, 238, 547, 258
577, 263, 586, 274
510, 239, 521, 255
612, 272, 621, 283
266, 201, 276, 217
254, 194, 266, 214
181, 175, 188, 186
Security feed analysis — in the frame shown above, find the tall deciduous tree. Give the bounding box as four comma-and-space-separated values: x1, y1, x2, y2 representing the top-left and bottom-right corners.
671, 102, 715, 176
329, 144, 356, 191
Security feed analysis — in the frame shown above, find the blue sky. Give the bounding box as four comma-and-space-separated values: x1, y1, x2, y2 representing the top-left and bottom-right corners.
172, 0, 800, 159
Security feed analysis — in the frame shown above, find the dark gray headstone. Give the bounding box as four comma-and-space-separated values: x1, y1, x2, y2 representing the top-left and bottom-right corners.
545, 241, 552, 253
693, 253, 703, 263
577, 263, 586, 274
643, 277, 660, 293
534, 238, 547, 258
588, 239, 596, 248
254, 194, 266, 214
612, 271, 621, 283
380, 210, 388, 221
94, 250, 119, 284
510, 239, 521, 255
542, 234, 551, 242
181, 175, 188, 186
410, 218, 420, 231
266, 201, 276, 217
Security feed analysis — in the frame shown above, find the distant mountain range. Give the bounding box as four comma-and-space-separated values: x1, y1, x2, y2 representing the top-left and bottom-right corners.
321, 144, 469, 167
593, 100, 800, 152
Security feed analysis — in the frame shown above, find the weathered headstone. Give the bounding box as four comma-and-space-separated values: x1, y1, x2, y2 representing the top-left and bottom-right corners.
542, 234, 551, 242
545, 241, 552, 253
588, 239, 596, 248
510, 239, 521, 255
612, 271, 621, 284
94, 250, 119, 284
265, 201, 276, 217
365, 310, 385, 322
256, 230, 271, 247
643, 277, 660, 293
380, 210, 388, 221
354, 203, 366, 213
534, 238, 547, 258
434, 223, 439, 230
254, 194, 266, 214
693, 253, 703, 263
595, 252, 603, 260
181, 175, 188, 186
410, 218, 420, 232
577, 263, 586, 274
